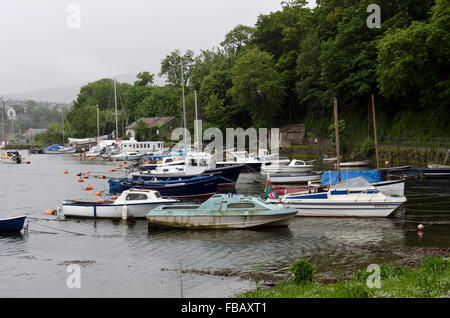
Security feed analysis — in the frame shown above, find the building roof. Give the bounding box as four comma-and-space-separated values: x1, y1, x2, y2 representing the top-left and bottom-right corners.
125, 117, 174, 130
25, 128, 47, 136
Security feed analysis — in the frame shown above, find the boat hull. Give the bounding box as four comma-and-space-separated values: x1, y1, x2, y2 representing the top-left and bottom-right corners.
147, 213, 297, 229
270, 174, 321, 184
0, 216, 26, 232
111, 177, 219, 199
216, 162, 262, 172
62, 202, 173, 219
284, 201, 405, 217
422, 168, 450, 178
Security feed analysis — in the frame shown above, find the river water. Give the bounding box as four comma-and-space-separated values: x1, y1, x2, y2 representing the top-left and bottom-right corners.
0, 153, 449, 297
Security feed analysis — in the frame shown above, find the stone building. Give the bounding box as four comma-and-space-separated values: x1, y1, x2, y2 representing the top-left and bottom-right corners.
279, 124, 306, 147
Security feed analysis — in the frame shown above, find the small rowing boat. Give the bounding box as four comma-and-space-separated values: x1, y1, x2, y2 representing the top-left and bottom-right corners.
0, 215, 27, 232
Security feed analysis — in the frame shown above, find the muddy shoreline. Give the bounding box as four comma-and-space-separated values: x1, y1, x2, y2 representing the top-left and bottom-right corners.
162, 246, 450, 286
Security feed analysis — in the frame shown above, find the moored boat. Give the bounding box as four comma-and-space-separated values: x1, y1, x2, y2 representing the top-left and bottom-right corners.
44, 144, 76, 154
421, 168, 450, 178
110, 151, 144, 161
269, 173, 322, 184
261, 159, 314, 174
109, 175, 219, 199
216, 151, 262, 172
0, 215, 27, 232
147, 193, 298, 229
60, 189, 178, 219
274, 177, 407, 217
1, 151, 23, 164
335, 160, 370, 167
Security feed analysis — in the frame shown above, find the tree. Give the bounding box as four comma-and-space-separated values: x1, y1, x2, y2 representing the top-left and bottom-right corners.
159, 49, 195, 86
221, 24, 256, 54
230, 47, 286, 127
133, 120, 159, 141
134, 71, 155, 86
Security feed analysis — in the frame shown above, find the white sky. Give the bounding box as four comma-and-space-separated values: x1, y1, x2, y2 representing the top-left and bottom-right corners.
0, 0, 316, 94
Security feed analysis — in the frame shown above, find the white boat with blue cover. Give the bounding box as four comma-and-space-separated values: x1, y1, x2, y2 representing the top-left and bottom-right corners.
147, 193, 298, 229
276, 177, 407, 217
60, 189, 178, 219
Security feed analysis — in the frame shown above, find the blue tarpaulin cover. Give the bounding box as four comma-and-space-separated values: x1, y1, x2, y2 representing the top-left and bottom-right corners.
44, 144, 63, 151
320, 170, 381, 185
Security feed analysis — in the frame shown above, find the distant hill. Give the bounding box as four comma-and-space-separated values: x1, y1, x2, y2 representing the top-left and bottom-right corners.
2, 73, 166, 104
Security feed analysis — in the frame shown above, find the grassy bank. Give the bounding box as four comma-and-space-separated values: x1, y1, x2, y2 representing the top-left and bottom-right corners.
239, 257, 450, 298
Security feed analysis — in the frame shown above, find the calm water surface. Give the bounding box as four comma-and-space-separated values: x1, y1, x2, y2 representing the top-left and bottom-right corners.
0, 153, 449, 297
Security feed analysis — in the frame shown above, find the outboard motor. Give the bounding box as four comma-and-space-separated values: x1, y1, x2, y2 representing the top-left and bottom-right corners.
13, 152, 21, 164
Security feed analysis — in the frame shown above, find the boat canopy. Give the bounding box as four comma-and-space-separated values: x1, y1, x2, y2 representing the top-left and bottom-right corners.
44, 144, 64, 151
332, 176, 372, 189
320, 170, 381, 185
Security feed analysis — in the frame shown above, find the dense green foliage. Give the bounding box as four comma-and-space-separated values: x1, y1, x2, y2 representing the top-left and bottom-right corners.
240, 257, 450, 298
290, 258, 316, 284
63, 0, 449, 142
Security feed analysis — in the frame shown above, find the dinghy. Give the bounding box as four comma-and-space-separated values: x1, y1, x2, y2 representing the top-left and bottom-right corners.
0, 215, 27, 232
147, 193, 297, 229
1, 151, 23, 164
60, 189, 178, 219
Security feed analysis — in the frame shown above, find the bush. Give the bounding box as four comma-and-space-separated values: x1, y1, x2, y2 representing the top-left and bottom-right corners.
358, 137, 375, 158
290, 259, 316, 285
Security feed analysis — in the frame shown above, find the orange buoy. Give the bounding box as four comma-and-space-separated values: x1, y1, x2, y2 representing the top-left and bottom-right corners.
78, 178, 84, 183
144, 161, 149, 165
111, 195, 117, 200
99, 175, 104, 180
100, 158, 104, 162
76, 172, 81, 176
45, 209, 54, 215
84, 175, 89, 179
64, 170, 68, 174
113, 159, 117, 162
85, 171, 90, 174
26, 161, 31, 164
98, 199, 105, 203
118, 163, 123, 167
85, 185, 93, 191
108, 168, 115, 172
124, 160, 128, 164
124, 166, 129, 169
95, 192, 102, 196
418, 224, 424, 231
116, 167, 121, 170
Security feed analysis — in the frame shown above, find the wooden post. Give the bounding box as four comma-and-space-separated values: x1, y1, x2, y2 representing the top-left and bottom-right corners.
334, 97, 341, 182
371, 94, 380, 170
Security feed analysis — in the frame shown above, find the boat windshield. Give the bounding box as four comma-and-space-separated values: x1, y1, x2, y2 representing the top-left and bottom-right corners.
154, 192, 162, 198
333, 177, 372, 189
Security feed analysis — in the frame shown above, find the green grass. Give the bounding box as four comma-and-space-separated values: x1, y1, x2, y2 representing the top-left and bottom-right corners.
239, 257, 450, 298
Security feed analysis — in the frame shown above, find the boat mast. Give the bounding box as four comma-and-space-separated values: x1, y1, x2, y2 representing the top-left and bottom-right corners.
114, 79, 119, 139
371, 94, 380, 170
96, 104, 100, 142
2, 100, 6, 141
334, 97, 341, 182
61, 108, 64, 144
194, 90, 199, 151
180, 61, 187, 152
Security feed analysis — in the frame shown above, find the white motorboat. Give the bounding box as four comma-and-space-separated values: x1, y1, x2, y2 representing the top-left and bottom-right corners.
59, 189, 178, 219
257, 149, 290, 165
216, 151, 262, 172
110, 151, 144, 161
261, 159, 314, 174
274, 177, 407, 217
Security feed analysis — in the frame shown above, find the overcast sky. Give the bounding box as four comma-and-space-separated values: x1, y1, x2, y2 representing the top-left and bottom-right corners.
0, 0, 316, 94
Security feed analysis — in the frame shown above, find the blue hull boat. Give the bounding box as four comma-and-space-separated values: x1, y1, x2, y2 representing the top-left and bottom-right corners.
109, 176, 219, 199
0, 215, 27, 232
134, 164, 243, 186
